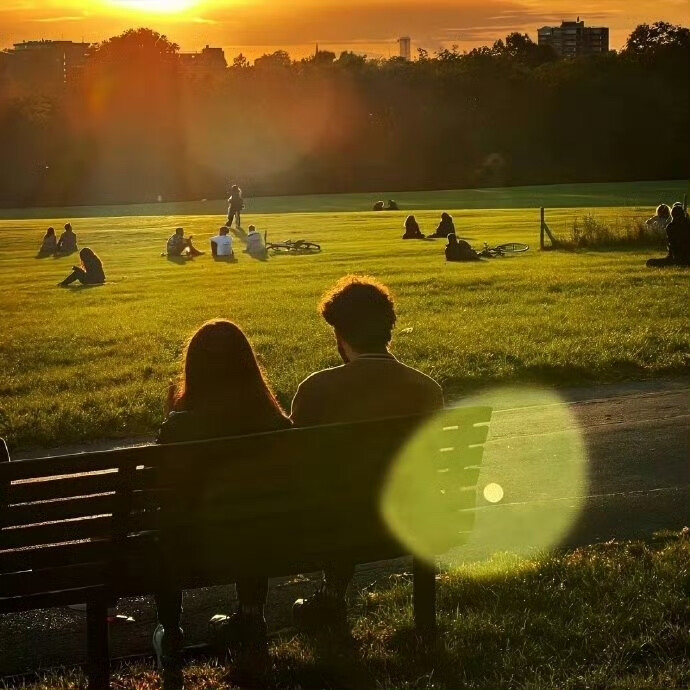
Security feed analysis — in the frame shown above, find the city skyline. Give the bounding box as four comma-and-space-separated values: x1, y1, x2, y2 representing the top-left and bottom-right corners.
1, 0, 688, 61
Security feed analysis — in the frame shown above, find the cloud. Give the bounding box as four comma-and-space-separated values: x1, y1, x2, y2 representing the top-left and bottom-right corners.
35, 15, 85, 22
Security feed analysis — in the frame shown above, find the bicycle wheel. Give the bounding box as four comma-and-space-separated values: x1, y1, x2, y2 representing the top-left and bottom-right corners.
267, 244, 291, 255
495, 242, 529, 253
297, 241, 321, 252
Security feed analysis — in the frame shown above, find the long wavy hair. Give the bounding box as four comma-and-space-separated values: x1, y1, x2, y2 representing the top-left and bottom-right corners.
173, 319, 286, 422
79, 247, 102, 272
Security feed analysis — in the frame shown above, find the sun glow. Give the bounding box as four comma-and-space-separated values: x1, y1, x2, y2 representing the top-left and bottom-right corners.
105, 0, 201, 14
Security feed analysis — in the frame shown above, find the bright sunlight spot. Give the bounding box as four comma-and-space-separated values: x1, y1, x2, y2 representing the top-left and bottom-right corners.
105, 0, 200, 13
483, 482, 504, 504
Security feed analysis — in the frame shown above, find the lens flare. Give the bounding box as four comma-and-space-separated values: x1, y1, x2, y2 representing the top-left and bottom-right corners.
483, 482, 504, 503
380, 386, 587, 567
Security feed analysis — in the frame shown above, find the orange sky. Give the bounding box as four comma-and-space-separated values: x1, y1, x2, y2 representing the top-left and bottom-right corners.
1, 0, 688, 60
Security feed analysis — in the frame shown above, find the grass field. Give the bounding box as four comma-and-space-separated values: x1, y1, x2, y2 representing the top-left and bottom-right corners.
1, 180, 689, 451
9, 532, 690, 690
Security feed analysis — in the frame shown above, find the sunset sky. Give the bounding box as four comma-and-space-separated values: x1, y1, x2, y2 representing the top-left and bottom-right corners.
1, 0, 688, 60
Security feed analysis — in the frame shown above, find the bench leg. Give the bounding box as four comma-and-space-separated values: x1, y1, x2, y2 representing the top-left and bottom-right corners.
413, 557, 437, 642
86, 599, 110, 690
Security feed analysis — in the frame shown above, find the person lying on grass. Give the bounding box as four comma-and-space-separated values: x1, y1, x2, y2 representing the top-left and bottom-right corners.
289, 275, 443, 633
153, 319, 290, 688
165, 227, 203, 258
55, 222, 78, 255
210, 226, 234, 259
57, 247, 105, 287
402, 215, 425, 239
646, 204, 690, 267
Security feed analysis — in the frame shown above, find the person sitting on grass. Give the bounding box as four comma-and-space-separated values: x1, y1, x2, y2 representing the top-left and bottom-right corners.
55, 223, 78, 255
445, 233, 480, 262
38, 227, 57, 257
645, 204, 672, 235
373, 200, 385, 211
290, 275, 443, 633
402, 215, 425, 239
165, 227, 203, 258
153, 319, 290, 688
646, 204, 690, 268
245, 225, 266, 258
210, 226, 234, 259
386, 199, 399, 211
227, 184, 244, 229
431, 212, 456, 238
58, 247, 105, 287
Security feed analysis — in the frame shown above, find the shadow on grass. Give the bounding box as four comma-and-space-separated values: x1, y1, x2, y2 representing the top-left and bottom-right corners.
213, 255, 238, 264
165, 254, 194, 265
273, 632, 377, 690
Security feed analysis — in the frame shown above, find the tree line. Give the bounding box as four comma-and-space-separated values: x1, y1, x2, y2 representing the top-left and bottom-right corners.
0, 22, 687, 207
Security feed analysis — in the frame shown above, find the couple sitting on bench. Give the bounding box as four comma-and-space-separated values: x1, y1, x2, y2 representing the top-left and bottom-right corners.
153, 275, 444, 685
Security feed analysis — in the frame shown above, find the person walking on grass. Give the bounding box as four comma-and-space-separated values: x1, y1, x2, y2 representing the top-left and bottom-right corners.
290, 275, 443, 633
227, 184, 244, 229
55, 222, 78, 255
57, 248, 105, 287
153, 319, 290, 688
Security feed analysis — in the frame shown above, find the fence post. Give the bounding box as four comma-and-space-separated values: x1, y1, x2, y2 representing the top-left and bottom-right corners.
540, 207, 545, 250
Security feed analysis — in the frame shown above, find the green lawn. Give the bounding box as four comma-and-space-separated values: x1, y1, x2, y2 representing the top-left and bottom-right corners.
10, 532, 690, 690
1, 188, 689, 451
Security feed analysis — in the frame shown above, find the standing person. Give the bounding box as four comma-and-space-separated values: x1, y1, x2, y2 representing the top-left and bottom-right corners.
56, 223, 78, 255
210, 226, 234, 258
165, 227, 203, 258
38, 227, 57, 256
153, 319, 291, 687
646, 204, 690, 267
290, 276, 443, 632
402, 215, 425, 239
57, 248, 105, 287
227, 184, 244, 229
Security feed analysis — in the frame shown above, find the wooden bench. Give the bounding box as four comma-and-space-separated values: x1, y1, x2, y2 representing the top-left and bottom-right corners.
0, 407, 491, 689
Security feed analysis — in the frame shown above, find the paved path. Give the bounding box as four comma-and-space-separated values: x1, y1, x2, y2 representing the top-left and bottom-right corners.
2, 378, 688, 677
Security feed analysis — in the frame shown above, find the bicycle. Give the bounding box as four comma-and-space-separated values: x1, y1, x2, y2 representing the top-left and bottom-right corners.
476, 242, 529, 258
265, 237, 321, 255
